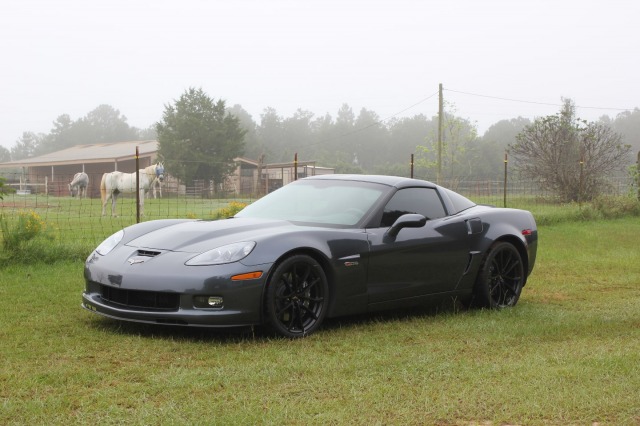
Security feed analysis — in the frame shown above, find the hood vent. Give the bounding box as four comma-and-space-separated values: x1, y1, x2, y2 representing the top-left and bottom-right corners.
137, 249, 161, 257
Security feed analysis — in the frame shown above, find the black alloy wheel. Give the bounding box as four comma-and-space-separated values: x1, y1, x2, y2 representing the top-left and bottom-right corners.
264, 254, 329, 338
473, 242, 524, 309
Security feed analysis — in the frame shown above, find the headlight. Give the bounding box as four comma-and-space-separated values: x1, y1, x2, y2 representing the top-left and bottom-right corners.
185, 241, 256, 266
95, 230, 124, 256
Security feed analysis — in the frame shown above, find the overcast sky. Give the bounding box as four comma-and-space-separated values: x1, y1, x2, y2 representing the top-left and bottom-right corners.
1, 0, 638, 150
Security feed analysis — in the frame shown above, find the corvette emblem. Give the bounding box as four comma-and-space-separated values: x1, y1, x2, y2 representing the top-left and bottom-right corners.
339, 254, 360, 268
127, 258, 146, 265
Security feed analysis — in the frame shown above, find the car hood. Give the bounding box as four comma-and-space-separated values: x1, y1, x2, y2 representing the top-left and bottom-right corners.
125, 217, 296, 253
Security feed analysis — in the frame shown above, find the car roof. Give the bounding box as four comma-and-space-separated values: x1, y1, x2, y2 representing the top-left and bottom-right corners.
302, 174, 437, 189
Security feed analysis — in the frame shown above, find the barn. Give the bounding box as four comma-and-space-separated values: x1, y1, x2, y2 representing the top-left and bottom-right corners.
0, 140, 335, 197
0, 140, 159, 197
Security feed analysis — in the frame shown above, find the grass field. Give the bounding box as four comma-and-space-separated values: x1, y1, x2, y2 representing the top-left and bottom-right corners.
0, 194, 255, 247
1, 192, 639, 249
1, 216, 639, 425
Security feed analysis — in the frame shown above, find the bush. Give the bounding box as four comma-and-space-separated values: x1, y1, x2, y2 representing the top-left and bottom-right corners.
591, 195, 640, 218
0, 176, 14, 200
0, 211, 90, 264
1, 210, 49, 249
533, 196, 640, 225
210, 201, 248, 220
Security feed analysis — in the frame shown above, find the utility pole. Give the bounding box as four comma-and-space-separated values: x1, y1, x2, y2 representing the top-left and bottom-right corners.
637, 150, 640, 201
437, 83, 443, 184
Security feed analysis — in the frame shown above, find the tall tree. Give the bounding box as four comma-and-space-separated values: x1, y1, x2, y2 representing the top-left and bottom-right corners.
327, 104, 357, 165
610, 108, 640, 155
137, 125, 158, 140
38, 114, 80, 154
32, 106, 140, 155
11, 132, 43, 160
308, 113, 335, 165
156, 88, 246, 188
511, 99, 631, 201
82, 105, 139, 143
257, 107, 285, 162
478, 117, 531, 177
388, 114, 436, 167
415, 103, 478, 180
228, 104, 260, 159
281, 109, 314, 163
0, 145, 10, 163
352, 108, 387, 170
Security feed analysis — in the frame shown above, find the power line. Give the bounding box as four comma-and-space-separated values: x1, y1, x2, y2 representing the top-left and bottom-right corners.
296, 91, 440, 149
445, 88, 635, 112
340, 91, 439, 136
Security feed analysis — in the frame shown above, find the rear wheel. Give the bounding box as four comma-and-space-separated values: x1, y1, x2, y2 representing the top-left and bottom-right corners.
264, 255, 329, 338
473, 242, 524, 308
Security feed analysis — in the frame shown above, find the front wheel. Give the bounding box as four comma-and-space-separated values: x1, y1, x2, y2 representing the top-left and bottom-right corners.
264, 255, 329, 338
473, 242, 524, 309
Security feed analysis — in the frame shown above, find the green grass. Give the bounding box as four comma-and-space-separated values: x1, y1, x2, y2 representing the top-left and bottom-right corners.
1, 218, 639, 424
0, 195, 255, 262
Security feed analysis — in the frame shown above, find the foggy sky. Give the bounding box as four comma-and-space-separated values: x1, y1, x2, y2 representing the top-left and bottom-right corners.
1, 0, 638, 150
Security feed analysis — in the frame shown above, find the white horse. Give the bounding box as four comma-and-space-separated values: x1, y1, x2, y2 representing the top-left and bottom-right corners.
146, 162, 165, 199
69, 172, 89, 198
100, 163, 164, 217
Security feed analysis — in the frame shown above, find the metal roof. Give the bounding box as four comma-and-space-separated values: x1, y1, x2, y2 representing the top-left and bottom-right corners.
0, 140, 158, 167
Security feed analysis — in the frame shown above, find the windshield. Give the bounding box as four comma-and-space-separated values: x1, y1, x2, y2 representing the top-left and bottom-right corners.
235, 179, 388, 226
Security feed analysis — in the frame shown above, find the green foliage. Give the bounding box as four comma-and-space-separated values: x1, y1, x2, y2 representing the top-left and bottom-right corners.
0, 145, 10, 162
0, 176, 12, 199
414, 102, 479, 179
210, 201, 248, 219
10, 131, 42, 160
334, 159, 365, 174
526, 196, 640, 225
629, 163, 639, 199
157, 87, 246, 188
6, 98, 640, 179
0, 210, 89, 263
0, 210, 48, 248
10, 106, 141, 159
0, 209, 90, 263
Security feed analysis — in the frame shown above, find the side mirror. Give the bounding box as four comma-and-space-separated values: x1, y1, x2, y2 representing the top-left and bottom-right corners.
385, 213, 427, 239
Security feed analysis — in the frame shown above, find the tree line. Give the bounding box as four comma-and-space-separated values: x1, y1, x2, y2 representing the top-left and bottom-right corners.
1, 88, 638, 201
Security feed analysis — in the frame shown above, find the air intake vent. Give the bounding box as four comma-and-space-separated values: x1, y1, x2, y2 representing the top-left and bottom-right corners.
138, 249, 161, 257
99, 285, 179, 310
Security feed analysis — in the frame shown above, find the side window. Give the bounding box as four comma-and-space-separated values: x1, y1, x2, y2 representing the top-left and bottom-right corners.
380, 188, 446, 227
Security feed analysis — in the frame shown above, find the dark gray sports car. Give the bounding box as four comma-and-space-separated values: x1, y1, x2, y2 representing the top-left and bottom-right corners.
82, 175, 538, 337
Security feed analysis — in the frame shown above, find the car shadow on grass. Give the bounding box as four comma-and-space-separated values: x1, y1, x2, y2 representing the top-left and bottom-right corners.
87, 295, 468, 343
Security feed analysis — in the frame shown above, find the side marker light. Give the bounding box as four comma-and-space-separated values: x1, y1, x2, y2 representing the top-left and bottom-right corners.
231, 271, 263, 281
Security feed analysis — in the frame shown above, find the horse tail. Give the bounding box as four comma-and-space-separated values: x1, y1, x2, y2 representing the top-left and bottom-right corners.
100, 173, 107, 204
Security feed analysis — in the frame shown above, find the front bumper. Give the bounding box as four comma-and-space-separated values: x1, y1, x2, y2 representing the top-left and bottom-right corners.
82, 249, 272, 327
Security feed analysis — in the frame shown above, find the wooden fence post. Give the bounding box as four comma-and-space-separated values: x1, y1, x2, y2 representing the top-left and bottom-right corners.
410, 154, 414, 179
135, 146, 140, 223
503, 151, 508, 208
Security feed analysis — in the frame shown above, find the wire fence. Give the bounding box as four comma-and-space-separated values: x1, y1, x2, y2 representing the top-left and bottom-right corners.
0, 171, 636, 247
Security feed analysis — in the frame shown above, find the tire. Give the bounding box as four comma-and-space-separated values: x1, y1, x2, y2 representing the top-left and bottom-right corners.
264, 254, 329, 338
473, 242, 524, 309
